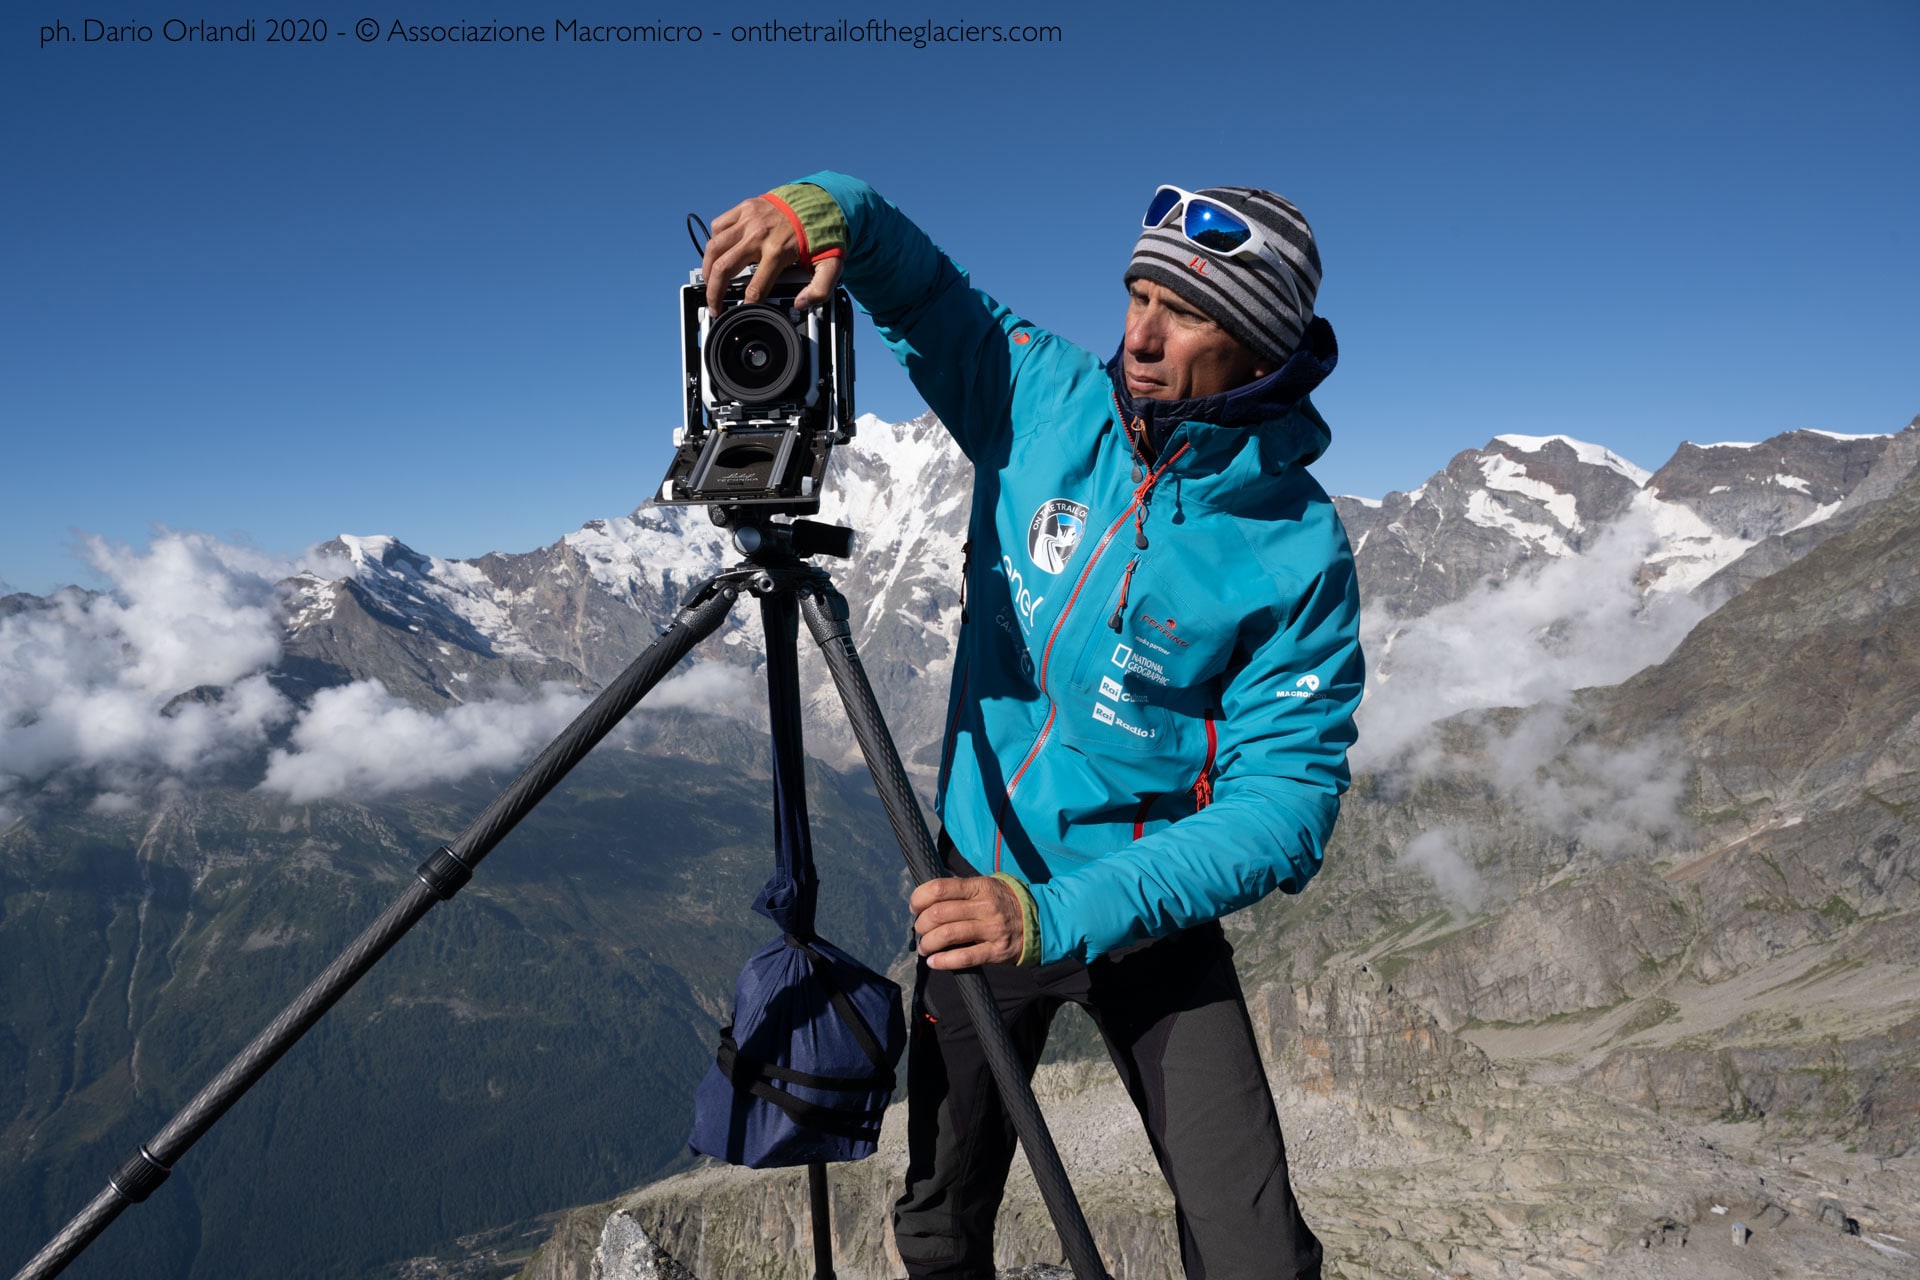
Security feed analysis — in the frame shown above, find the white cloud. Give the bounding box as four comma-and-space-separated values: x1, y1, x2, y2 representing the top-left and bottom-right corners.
1399, 827, 1484, 912
0, 532, 297, 796
1355, 510, 1704, 769
6, 500, 1699, 847
78, 533, 288, 692
1, 530, 764, 810
1359, 511, 1699, 867
1484, 705, 1686, 855
257, 662, 755, 804
646, 663, 755, 712
1391, 717, 1687, 910
260, 680, 590, 803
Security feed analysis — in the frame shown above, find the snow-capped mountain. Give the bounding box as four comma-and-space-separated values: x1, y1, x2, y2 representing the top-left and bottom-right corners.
1334, 424, 1913, 622
268, 413, 1917, 776
276, 412, 970, 769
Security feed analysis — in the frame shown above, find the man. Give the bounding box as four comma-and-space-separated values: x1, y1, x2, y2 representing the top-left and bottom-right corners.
701, 173, 1362, 1279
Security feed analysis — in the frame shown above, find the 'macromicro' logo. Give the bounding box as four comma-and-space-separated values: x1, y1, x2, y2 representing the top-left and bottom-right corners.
1026, 499, 1088, 575
1276, 674, 1322, 699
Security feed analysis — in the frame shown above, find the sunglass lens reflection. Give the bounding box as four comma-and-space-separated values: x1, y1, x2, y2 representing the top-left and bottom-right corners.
1144, 187, 1183, 228
1186, 202, 1252, 252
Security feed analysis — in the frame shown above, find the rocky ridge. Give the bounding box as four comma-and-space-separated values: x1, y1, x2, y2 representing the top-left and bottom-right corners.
513, 976, 1920, 1279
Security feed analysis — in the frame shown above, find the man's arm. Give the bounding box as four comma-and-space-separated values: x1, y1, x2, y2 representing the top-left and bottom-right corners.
702, 172, 1082, 463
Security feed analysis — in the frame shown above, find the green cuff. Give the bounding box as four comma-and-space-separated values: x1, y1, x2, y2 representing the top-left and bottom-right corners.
990, 873, 1042, 967
768, 182, 849, 263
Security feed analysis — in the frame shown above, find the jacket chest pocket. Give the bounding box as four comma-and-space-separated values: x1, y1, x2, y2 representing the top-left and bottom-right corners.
1061, 562, 1227, 753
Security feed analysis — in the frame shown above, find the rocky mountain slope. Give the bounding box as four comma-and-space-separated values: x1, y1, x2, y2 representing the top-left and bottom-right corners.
0, 752, 913, 1280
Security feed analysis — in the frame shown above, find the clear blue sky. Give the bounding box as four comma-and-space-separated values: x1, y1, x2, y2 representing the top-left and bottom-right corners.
4, 0, 1914, 595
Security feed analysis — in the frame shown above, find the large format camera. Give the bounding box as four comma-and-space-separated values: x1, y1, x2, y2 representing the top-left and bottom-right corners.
655, 265, 856, 515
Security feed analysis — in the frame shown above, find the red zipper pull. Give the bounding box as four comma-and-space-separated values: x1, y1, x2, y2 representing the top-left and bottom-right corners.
1108, 558, 1138, 631
1192, 714, 1218, 808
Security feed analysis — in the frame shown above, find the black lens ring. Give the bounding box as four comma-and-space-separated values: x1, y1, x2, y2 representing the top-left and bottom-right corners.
707, 303, 805, 404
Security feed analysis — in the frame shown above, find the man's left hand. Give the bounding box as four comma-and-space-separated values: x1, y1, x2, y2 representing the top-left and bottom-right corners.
910, 876, 1024, 970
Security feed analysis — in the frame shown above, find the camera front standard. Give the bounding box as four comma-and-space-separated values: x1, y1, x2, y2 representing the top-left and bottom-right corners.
655, 265, 856, 515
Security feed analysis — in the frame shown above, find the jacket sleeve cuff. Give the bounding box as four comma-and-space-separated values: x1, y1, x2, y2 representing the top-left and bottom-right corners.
990, 873, 1042, 967
766, 183, 849, 266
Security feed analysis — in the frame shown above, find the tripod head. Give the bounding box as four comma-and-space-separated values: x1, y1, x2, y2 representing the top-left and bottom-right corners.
711, 507, 855, 563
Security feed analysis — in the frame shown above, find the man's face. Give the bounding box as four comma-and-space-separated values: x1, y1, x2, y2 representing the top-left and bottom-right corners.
1121, 278, 1269, 402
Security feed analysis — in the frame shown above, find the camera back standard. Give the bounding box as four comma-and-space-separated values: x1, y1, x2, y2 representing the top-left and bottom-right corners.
656, 265, 856, 515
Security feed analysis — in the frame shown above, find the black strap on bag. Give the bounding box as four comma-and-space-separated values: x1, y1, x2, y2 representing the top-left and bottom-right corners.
714, 934, 895, 1143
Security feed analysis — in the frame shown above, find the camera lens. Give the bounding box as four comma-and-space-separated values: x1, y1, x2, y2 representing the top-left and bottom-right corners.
707, 304, 804, 404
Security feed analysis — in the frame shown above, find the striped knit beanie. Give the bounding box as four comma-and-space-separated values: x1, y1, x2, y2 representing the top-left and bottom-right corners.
1125, 186, 1321, 369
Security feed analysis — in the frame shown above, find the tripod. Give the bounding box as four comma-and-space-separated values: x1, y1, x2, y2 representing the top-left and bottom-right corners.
11, 516, 1109, 1280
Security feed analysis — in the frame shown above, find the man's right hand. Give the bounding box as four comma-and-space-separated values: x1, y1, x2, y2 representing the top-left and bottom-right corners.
910, 875, 1028, 970
701, 195, 845, 319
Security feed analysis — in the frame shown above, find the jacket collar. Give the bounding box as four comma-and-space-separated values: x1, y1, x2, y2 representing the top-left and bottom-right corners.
1106, 316, 1338, 468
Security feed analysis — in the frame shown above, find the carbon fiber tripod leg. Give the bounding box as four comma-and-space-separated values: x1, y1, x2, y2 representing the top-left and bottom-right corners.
10, 571, 748, 1280
796, 582, 1111, 1280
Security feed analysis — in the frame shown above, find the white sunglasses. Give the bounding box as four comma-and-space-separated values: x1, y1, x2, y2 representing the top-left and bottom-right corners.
1143, 185, 1305, 316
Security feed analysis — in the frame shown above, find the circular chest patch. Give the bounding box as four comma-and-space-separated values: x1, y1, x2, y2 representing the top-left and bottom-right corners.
1026, 498, 1089, 575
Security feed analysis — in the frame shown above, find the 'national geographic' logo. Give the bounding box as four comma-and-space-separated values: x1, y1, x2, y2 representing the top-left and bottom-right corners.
1026, 498, 1089, 575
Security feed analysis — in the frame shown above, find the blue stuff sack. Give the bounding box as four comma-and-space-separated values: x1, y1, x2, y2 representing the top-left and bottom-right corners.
688, 931, 906, 1169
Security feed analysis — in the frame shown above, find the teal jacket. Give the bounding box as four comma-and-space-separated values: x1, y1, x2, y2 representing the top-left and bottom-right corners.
793, 172, 1364, 965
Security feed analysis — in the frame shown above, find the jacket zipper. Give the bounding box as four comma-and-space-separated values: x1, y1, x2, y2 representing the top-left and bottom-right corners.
1131, 715, 1216, 841
1037, 442, 1188, 690
1193, 714, 1218, 809
993, 435, 1191, 870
